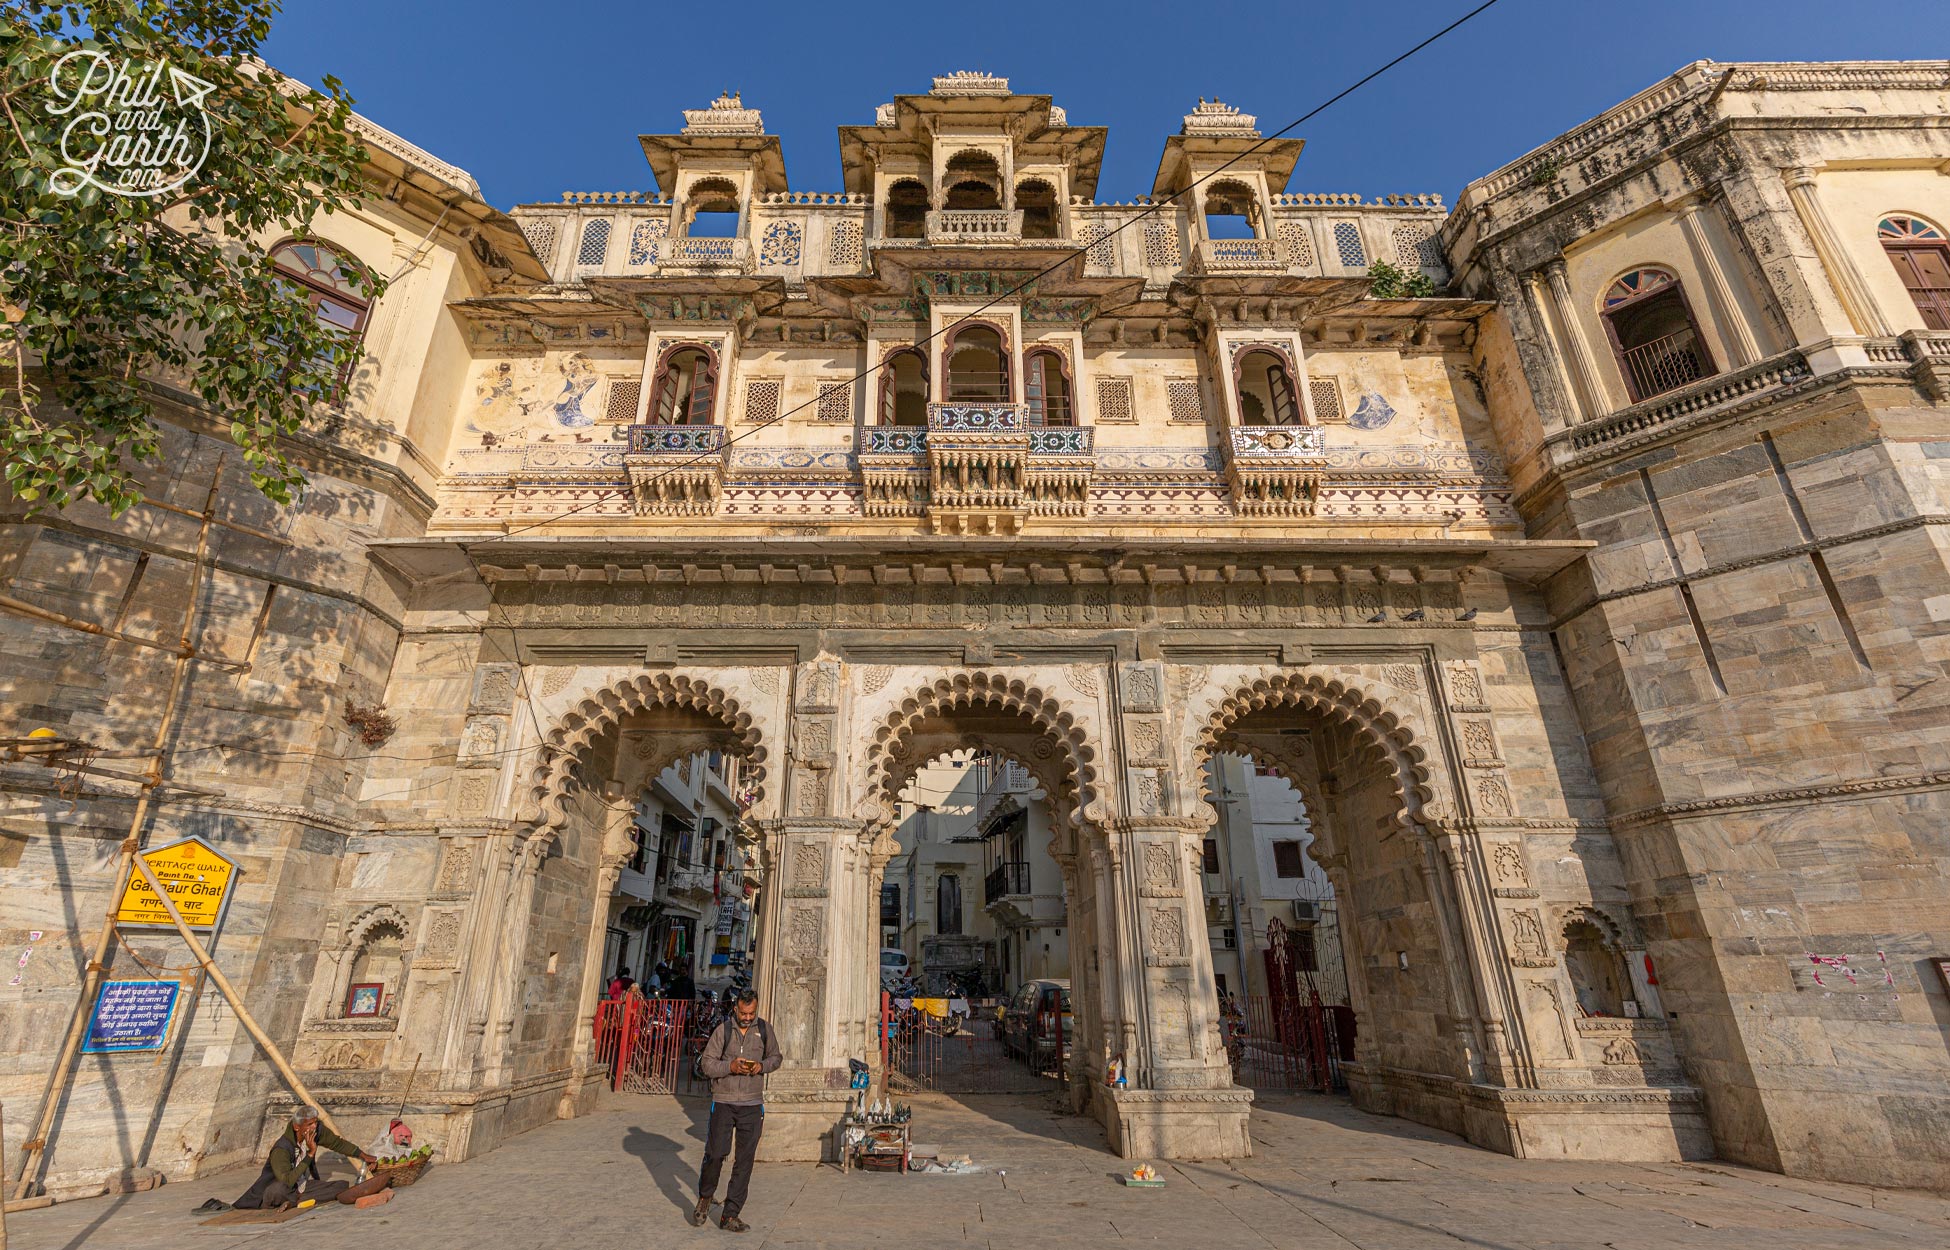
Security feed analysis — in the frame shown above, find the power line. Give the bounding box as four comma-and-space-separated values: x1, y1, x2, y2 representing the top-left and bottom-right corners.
474, 0, 1505, 545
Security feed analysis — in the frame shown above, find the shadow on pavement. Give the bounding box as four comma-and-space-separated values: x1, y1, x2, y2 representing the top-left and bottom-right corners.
621, 1097, 711, 1215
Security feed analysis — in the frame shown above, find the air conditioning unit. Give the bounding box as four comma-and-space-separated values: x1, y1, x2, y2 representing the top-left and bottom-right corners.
1291, 900, 1319, 923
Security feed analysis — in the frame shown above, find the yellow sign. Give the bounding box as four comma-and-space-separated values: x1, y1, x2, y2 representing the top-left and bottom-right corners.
115, 837, 238, 930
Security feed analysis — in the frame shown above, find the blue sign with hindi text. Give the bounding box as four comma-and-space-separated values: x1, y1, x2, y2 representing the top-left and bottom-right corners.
82, 980, 180, 1053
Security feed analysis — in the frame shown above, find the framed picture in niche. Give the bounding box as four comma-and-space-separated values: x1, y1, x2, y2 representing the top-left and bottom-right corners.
345, 982, 383, 1018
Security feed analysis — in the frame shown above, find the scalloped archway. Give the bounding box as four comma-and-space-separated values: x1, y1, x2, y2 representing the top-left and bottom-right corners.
521, 671, 769, 838
1197, 670, 1435, 825
862, 670, 1100, 844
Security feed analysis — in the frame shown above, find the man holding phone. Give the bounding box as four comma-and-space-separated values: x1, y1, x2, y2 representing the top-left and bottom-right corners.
690, 988, 781, 1232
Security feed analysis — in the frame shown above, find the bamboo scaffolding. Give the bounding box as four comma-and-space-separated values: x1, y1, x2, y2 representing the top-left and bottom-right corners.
128, 852, 344, 1136
10, 462, 230, 1201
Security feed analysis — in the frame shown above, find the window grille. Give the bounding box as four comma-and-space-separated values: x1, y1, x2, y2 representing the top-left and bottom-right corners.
743, 380, 782, 425
1143, 219, 1182, 268
628, 218, 667, 266
1276, 219, 1315, 269
606, 380, 641, 424
815, 382, 852, 423
1166, 379, 1203, 424
576, 218, 613, 267
520, 219, 558, 265
1308, 378, 1343, 423
1332, 222, 1365, 268
829, 220, 863, 269
1095, 377, 1135, 424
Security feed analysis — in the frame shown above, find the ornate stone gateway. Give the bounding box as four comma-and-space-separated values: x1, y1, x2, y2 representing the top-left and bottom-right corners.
352, 537, 1706, 1165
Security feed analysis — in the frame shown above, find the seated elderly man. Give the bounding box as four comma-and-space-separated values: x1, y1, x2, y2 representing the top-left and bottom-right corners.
227, 1106, 378, 1210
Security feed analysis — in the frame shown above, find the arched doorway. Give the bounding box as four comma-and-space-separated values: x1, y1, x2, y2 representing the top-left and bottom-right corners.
1201, 671, 1491, 1131
504, 673, 771, 1104
862, 674, 1100, 1097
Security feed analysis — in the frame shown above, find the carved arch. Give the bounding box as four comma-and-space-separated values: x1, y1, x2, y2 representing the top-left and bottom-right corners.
1555, 902, 1632, 948
521, 672, 768, 838
1198, 670, 1435, 828
861, 671, 1100, 842
343, 903, 412, 955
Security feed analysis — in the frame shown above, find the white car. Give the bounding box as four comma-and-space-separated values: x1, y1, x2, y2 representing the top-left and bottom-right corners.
879, 948, 911, 992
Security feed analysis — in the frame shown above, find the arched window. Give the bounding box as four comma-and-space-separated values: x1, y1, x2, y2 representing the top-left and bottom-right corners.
1601, 266, 1714, 402
1023, 349, 1073, 426
270, 240, 372, 397
1017, 179, 1059, 240
683, 178, 741, 238
1879, 216, 1950, 330
886, 179, 930, 239
879, 348, 929, 425
1562, 919, 1630, 1017
943, 151, 1001, 211
1203, 180, 1261, 240
1234, 348, 1300, 426
271, 240, 371, 338
937, 873, 962, 936
943, 323, 1009, 402
648, 344, 719, 425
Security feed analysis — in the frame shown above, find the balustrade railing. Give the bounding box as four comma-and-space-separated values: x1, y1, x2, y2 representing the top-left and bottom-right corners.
926, 209, 1024, 243
928, 403, 1021, 432
984, 861, 1032, 904
1191, 237, 1288, 272
1620, 328, 1710, 401
660, 236, 752, 268
1228, 426, 1326, 459
861, 427, 928, 455
628, 424, 726, 456
1027, 427, 1093, 456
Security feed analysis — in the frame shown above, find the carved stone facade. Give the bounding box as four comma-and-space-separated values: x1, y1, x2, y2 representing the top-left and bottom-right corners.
3, 62, 1947, 1197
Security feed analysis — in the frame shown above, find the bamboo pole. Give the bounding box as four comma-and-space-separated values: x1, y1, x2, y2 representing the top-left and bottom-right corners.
10, 463, 227, 1201
128, 852, 345, 1137
0, 593, 246, 672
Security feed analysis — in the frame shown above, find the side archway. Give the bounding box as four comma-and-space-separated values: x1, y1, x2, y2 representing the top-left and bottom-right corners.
1197, 670, 1436, 824
521, 671, 769, 839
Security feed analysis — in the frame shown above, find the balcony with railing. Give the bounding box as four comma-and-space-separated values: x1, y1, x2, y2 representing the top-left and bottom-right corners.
624, 423, 728, 516
1619, 327, 1709, 402
925, 209, 1025, 245
984, 860, 1032, 906
659, 236, 754, 273
1224, 425, 1330, 519
1188, 236, 1289, 275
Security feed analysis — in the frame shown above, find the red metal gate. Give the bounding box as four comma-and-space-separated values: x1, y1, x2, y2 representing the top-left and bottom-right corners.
593, 998, 690, 1093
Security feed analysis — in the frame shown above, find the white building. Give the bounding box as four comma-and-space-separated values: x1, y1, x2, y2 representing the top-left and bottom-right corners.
609, 751, 755, 991
1203, 755, 1348, 1007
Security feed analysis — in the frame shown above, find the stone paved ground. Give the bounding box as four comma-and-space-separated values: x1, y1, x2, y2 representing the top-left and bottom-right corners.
9, 1092, 1949, 1250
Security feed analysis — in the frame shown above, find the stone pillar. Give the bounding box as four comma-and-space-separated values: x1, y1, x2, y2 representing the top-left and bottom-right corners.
1092, 659, 1253, 1159
1427, 822, 1519, 1087
1541, 259, 1610, 418
1518, 267, 1590, 424
1673, 194, 1762, 367
747, 817, 871, 1162
1780, 166, 1891, 337
482, 838, 547, 1088
1413, 838, 1487, 1085
447, 832, 519, 1085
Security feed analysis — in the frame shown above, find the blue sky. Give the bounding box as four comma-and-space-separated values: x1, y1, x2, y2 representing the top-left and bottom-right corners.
262, 0, 1948, 210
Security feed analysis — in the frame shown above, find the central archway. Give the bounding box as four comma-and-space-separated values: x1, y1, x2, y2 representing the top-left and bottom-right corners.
860, 672, 1107, 1096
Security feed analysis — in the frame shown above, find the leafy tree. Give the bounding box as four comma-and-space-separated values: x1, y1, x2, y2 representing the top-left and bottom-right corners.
1367, 259, 1437, 300
0, 1, 379, 514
